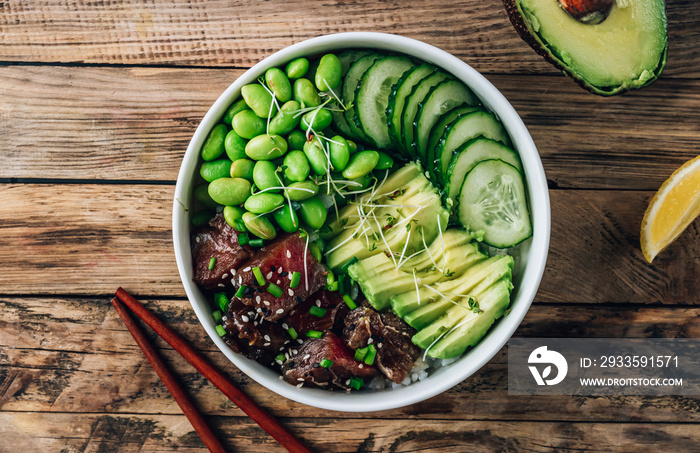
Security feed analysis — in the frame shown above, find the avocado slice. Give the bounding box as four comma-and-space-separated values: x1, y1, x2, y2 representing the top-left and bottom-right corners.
503, 0, 668, 95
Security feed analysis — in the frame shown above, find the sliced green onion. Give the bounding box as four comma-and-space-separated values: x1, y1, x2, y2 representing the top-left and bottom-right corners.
290, 271, 301, 288
341, 256, 358, 272
349, 377, 364, 390
319, 358, 333, 369
238, 232, 250, 245
306, 330, 323, 339
208, 256, 216, 270
309, 306, 327, 317
267, 282, 283, 298
253, 266, 265, 286
274, 353, 286, 364
338, 273, 348, 294
326, 281, 338, 292
364, 344, 377, 366
215, 325, 227, 337
212, 310, 223, 323
249, 238, 264, 247
354, 347, 368, 362
287, 327, 298, 340
234, 218, 246, 232
215, 292, 229, 312
343, 294, 357, 310
235, 285, 247, 298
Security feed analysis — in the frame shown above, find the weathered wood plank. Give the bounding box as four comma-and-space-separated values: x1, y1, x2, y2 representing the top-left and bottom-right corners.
1, 412, 698, 453
1, 297, 698, 422
1, 67, 699, 190
0, 0, 696, 78
1, 184, 697, 302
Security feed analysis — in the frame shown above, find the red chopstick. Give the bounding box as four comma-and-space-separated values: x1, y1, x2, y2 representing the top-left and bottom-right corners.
110, 297, 226, 453
115, 287, 314, 453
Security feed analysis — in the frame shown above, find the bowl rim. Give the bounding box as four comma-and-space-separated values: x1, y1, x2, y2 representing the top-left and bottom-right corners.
173, 31, 551, 412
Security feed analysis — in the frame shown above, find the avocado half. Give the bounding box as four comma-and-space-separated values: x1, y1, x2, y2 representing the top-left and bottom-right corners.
503, 0, 668, 95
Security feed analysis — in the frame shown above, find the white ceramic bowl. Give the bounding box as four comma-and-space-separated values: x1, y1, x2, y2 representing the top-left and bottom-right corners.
173, 32, 550, 412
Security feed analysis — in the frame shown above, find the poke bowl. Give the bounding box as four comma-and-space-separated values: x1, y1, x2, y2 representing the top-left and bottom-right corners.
173, 32, 550, 412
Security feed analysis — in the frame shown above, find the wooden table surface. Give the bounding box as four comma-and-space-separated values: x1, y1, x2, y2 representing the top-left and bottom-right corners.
1, 1, 699, 451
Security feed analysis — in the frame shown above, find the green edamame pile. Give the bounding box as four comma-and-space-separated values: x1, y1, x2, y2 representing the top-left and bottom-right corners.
191, 52, 395, 242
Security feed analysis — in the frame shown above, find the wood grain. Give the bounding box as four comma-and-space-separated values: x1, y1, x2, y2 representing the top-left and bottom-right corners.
0, 0, 697, 78
1, 297, 698, 422
1, 184, 698, 301
1, 66, 698, 189
1, 412, 698, 452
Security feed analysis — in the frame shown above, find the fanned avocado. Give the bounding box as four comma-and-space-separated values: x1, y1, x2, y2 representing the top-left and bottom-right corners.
503, 0, 668, 95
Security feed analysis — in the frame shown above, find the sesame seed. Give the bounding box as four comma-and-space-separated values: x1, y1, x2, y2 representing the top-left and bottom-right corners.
297, 383, 304, 388
291, 349, 298, 355
279, 346, 285, 351
218, 283, 225, 288
282, 323, 289, 330
377, 343, 383, 348
263, 342, 270, 347
297, 339, 303, 344
276, 308, 284, 314
284, 340, 290, 345
278, 267, 283, 274
231, 268, 236, 275
277, 279, 281, 285
195, 236, 201, 243
243, 267, 251, 272
253, 321, 258, 326
303, 354, 310, 360
264, 300, 270, 306
264, 335, 271, 341
241, 315, 249, 322
248, 311, 255, 317
255, 295, 261, 303
367, 338, 374, 344
222, 273, 228, 279
358, 364, 364, 368
266, 272, 273, 280
287, 250, 291, 258
315, 300, 321, 307
230, 278, 236, 286
288, 289, 294, 296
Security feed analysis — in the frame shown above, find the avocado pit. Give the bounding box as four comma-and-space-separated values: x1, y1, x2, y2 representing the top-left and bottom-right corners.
558, 0, 615, 24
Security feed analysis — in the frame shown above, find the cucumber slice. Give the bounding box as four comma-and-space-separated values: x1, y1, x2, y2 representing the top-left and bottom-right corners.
355, 56, 415, 149
342, 54, 384, 141
435, 110, 510, 185
386, 64, 436, 152
425, 105, 480, 180
445, 138, 523, 204
331, 50, 375, 137
414, 80, 479, 162
401, 71, 451, 159
457, 159, 532, 248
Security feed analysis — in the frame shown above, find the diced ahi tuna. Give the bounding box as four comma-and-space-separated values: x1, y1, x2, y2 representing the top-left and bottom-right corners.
283, 289, 348, 335
234, 233, 326, 321
282, 332, 377, 390
342, 303, 420, 384
191, 213, 251, 291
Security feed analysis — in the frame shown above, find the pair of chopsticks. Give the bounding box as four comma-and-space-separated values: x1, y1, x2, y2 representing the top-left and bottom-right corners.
111, 287, 313, 453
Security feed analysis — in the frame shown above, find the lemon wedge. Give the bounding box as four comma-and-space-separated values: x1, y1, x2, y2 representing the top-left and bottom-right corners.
641, 154, 700, 263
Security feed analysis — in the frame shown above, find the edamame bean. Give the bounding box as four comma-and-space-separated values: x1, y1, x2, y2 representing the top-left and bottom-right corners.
224, 129, 248, 161
253, 160, 281, 192
265, 68, 292, 103
269, 100, 301, 136
273, 204, 299, 233
303, 138, 328, 176
244, 193, 285, 214
223, 99, 249, 126
208, 178, 252, 206
342, 150, 379, 180
286, 180, 319, 201
241, 84, 277, 118
346, 139, 358, 154
245, 134, 287, 161
299, 196, 327, 230
308, 242, 322, 262
287, 130, 306, 151
375, 151, 394, 170
223, 206, 246, 231
285, 58, 309, 79
329, 135, 350, 171
315, 54, 342, 91
201, 124, 228, 161
354, 172, 374, 190
200, 159, 232, 182
242, 211, 277, 240
230, 158, 255, 181
194, 183, 219, 209
301, 108, 332, 131
191, 210, 215, 227
293, 78, 321, 108
283, 150, 310, 182
232, 110, 265, 139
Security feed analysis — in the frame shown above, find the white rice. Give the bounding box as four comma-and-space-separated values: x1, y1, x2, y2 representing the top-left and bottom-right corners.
365, 356, 458, 390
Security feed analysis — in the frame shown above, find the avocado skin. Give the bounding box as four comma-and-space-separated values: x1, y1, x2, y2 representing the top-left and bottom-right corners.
502, 0, 668, 96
